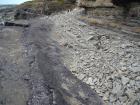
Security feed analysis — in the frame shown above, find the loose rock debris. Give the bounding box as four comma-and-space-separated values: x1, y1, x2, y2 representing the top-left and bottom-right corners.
49, 8, 140, 105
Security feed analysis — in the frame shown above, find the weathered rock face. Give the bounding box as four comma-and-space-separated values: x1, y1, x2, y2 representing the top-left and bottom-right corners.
78, 0, 140, 7
129, 2, 140, 17
112, 0, 140, 17
78, 0, 113, 7
78, 0, 140, 18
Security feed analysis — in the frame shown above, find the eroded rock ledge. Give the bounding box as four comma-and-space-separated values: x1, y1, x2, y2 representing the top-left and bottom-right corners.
78, 0, 140, 18
23, 18, 103, 105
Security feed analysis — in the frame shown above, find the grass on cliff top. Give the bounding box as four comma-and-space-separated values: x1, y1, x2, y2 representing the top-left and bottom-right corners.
18, 0, 65, 8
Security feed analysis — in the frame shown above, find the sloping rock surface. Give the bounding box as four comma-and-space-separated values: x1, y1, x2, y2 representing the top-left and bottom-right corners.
48, 8, 140, 105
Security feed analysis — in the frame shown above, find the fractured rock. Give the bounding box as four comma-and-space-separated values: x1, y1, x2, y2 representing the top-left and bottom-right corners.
4, 21, 30, 27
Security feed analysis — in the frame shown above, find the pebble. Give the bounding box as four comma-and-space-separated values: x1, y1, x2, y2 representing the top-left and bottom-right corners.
88, 32, 95, 35
135, 81, 140, 88
78, 73, 85, 80
76, 35, 81, 38
115, 100, 121, 105
129, 80, 135, 86
121, 43, 133, 49
103, 91, 109, 101
0, 47, 3, 50
112, 82, 122, 94
137, 42, 140, 47
109, 94, 116, 102
125, 89, 135, 99
136, 76, 140, 80
121, 67, 127, 71
87, 36, 95, 41
87, 77, 94, 85
121, 76, 130, 85
130, 66, 140, 72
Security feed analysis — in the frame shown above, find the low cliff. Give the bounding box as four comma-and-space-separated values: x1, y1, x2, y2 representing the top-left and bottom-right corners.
17, 0, 76, 15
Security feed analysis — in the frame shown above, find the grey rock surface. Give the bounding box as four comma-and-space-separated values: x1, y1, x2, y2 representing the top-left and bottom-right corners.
49, 8, 140, 105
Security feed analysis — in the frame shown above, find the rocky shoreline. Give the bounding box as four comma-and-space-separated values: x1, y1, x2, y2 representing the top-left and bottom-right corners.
0, 1, 140, 105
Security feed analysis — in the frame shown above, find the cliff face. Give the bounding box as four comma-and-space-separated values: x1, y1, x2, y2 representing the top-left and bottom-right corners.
17, 0, 140, 18
78, 0, 140, 18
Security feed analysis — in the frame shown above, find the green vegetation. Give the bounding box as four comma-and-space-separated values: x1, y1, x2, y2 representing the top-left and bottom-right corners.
18, 0, 76, 15
57, 0, 64, 4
